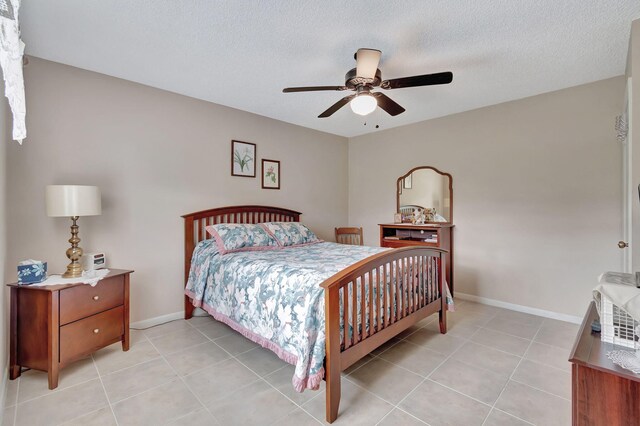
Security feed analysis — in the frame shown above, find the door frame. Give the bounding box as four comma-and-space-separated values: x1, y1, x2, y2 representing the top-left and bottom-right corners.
622, 77, 633, 272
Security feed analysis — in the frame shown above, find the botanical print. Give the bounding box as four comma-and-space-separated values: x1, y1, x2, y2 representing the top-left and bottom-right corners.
262, 159, 280, 189
231, 140, 256, 177
403, 173, 412, 189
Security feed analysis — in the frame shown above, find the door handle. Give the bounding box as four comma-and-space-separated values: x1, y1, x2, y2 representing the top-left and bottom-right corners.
618, 241, 629, 249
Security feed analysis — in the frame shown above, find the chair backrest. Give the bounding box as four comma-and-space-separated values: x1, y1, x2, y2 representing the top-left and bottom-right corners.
335, 227, 364, 246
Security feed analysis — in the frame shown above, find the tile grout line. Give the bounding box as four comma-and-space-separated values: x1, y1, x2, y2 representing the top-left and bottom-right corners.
142, 323, 222, 424
156, 305, 573, 424
184, 317, 338, 424
98, 355, 191, 405
350, 314, 455, 425
476, 322, 575, 352
509, 378, 571, 402
490, 407, 536, 425
380, 306, 555, 424
96, 354, 164, 379
178, 314, 544, 423
377, 317, 490, 425
518, 355, 573, 374
98, 332, 238, 379
59, 406, 112, 426
196, 323, 332, 425
13, 374, 99, 406
11, 375, 19, 426
480, 318, 545, 426
72, 327, 217, 421
92, 354, 120, 426
179, 318, 315, 422
13, 305, 573, 426
464, 338, 530, 358
471, 322, 576, 356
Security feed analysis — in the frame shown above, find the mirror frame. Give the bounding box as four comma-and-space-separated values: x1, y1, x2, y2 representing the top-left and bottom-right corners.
396, 166, 453, 224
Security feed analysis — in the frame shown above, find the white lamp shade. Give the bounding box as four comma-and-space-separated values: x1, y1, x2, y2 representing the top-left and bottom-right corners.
46, 185, 102, 217
350, 94, 377, 116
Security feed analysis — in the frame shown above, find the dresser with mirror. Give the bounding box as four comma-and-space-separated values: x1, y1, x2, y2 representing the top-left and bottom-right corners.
379, 166, 455, 294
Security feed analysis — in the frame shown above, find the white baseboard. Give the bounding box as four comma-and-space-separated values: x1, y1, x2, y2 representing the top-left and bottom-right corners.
130, 311, 183, 329
455, 292, 582, 324
130, 295, 583, 332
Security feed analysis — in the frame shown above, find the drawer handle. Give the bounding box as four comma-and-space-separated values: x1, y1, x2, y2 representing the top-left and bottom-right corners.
93, 328, 100, 334
93, 296, 100, 301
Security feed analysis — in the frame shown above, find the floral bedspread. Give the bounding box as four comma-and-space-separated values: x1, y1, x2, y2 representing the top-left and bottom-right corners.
185, 240, 388, 391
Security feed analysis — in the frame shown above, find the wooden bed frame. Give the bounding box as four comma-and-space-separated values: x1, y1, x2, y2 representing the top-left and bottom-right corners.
182, 205, 447, 423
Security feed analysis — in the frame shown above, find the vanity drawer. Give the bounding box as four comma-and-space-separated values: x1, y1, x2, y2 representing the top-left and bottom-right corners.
60, 306, 124, 364
59, 276, 124, 325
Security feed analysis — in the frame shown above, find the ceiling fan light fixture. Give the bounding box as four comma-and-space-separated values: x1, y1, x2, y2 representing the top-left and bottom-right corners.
350, 93, 377, 116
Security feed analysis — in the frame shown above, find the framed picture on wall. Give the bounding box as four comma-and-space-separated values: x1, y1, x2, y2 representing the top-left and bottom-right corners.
231, 140, 256, 177
262, 159, 280, 189
403, 174, 412, 189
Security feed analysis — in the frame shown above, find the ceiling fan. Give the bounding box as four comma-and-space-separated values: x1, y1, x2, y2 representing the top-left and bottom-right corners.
282, 48, 453, 118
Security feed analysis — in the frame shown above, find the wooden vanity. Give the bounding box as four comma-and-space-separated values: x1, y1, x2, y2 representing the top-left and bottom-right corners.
388, 166, 455, 294
379, 223, 454, 295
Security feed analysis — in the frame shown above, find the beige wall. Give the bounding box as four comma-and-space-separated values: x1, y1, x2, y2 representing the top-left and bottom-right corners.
0, 74, 8, 406
349, 77, 625, 317
5, 58, 348, 322
2, 56, 629, 326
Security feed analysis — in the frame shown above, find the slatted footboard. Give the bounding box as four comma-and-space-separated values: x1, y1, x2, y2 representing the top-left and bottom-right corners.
321, 246, 447, 423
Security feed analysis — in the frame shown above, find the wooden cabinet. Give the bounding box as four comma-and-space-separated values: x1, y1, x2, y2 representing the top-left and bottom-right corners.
8, 269, 132, 389
569, 302, 640, 425
379, 223, 454, 294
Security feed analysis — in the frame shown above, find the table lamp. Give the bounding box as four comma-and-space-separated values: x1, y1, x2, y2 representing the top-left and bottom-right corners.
46, 185, 102, 278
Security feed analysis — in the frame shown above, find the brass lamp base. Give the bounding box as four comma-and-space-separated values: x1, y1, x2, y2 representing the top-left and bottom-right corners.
62, 216, 84, 279
62, 261, 83, 278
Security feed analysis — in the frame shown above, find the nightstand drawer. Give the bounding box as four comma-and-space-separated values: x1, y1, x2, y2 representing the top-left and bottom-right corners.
59, 276, 124, 325
60, 306, 124, 364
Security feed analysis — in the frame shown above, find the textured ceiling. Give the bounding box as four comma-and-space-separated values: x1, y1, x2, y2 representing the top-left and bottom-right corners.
19, 1, 640, 137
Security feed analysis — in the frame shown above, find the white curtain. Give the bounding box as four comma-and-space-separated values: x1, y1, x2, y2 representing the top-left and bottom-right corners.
0, 0, 26, 143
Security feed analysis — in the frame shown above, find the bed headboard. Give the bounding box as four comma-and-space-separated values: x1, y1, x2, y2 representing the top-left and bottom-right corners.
181, 205, 302, 287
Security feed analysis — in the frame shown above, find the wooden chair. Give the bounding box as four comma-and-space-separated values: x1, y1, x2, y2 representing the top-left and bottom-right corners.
335, 227, 364, 246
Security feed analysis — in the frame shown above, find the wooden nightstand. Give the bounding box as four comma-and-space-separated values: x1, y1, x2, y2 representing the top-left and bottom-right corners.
8, 269, 133, 389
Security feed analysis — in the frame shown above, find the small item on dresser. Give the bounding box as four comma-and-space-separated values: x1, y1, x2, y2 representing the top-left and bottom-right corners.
17, 259, 47, 285
424, 208, 436, 222
82, 252, 107, 271
412, 208, 425, 224
393, 213, 402, 224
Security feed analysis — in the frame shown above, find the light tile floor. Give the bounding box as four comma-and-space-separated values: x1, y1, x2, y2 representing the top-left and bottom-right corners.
2, 300, 576, 425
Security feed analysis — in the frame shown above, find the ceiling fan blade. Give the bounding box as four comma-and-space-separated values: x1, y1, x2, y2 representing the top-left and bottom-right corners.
318, 95, 356, 118
381, 71, 453, 90
372, 92, 405, 116
283, 86, 348, 93
356, 48, 381, 79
